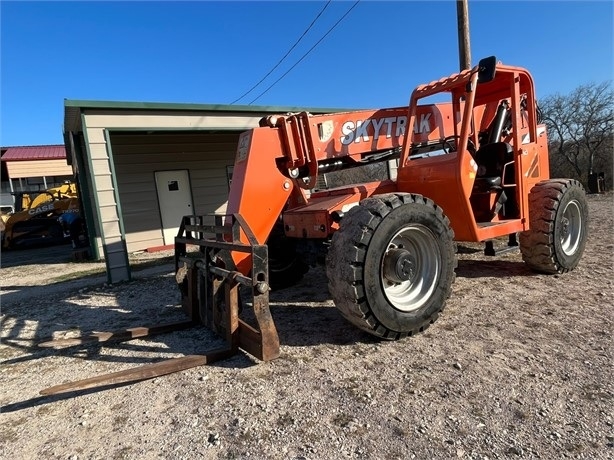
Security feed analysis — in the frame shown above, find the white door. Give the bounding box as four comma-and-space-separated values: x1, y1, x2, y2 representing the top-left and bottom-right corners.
155, 170, 193, 245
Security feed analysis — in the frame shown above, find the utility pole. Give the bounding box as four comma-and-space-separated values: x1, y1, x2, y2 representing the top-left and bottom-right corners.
456, 0, 471, 71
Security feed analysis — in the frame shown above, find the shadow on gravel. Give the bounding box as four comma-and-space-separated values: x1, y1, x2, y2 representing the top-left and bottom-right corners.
1, 277, 105, 306
0, 242, 74, 268
456, 244, 482, 254
1, 382, 142, 413
456, 259, 538, 278
1, 338, 209, 366
1, 259, 175, 306
270, 303, 376, 348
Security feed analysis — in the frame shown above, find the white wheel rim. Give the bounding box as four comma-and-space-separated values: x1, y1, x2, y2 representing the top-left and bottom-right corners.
560, 200, 582, 256
380, 225, 441, 312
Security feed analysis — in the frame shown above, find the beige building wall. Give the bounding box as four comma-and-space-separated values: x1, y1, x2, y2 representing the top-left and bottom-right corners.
6, 159, 72, 178
110, 132, 237, 251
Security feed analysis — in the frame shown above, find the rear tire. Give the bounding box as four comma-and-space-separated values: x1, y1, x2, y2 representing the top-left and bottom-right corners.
326, 193, 457, 340
519, 179, 588, 274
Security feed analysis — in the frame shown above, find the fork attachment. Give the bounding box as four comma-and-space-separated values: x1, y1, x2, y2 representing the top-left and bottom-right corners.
175, 213, 280, 362
38, 214, 279, 396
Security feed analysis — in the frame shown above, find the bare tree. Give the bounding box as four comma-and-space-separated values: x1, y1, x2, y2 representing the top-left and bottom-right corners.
539, 81, 613, 189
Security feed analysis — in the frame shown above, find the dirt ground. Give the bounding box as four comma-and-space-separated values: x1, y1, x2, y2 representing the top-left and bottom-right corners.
1, 193, 612, 460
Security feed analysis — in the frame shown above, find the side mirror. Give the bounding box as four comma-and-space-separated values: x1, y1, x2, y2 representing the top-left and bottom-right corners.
477, 56, 497, 84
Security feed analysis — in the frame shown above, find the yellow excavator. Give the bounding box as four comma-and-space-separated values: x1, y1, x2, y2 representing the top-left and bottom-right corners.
0, 181, 81, 249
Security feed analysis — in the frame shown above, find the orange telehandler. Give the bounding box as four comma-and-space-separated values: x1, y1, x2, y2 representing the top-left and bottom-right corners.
39, 57, 588, 395
173, 56, 588, 348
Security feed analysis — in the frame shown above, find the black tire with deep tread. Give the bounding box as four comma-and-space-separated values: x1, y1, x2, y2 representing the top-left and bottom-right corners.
326, 193, 457, 340
519, 179, 588, 274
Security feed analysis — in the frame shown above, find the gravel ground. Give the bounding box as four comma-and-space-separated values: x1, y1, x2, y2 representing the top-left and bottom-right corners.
1, 193, 612, 460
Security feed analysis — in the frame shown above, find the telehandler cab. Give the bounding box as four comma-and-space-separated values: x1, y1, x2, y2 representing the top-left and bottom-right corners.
39, 57, 588, 395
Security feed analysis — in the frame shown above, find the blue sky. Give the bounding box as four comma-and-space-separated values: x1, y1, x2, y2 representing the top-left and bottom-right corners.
1, 1, 612, 146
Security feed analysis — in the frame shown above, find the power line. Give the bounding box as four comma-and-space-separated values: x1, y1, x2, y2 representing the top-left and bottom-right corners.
248, 1, 360, 105
230, 1, 332, 105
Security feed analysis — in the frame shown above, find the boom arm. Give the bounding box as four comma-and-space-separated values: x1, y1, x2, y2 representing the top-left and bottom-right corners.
226, 105, 456, 273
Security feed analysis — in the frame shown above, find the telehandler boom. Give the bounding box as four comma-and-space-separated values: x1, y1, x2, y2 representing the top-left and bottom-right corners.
39, 57, 588, 395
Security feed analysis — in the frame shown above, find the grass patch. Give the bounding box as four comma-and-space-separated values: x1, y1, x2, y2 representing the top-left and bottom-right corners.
49, 267, 107, 283
130, 255, 174, 270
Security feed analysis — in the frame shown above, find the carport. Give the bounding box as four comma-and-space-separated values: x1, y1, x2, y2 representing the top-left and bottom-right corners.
1, 145, 73, 208
63, 100, 346, 284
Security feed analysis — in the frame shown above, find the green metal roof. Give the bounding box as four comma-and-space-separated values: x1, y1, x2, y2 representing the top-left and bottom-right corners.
64, 99, 352, 114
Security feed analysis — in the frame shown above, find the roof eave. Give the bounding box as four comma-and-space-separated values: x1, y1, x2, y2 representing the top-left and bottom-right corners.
63, 99, 354, 116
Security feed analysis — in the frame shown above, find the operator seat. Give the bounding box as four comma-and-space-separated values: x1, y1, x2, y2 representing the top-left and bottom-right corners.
474, 142, 513, 188
472, 142, 515, 218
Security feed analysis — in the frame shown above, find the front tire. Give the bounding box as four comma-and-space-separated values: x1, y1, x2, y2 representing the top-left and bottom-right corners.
326, 193, 457, 340
519, 179, 588, 274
